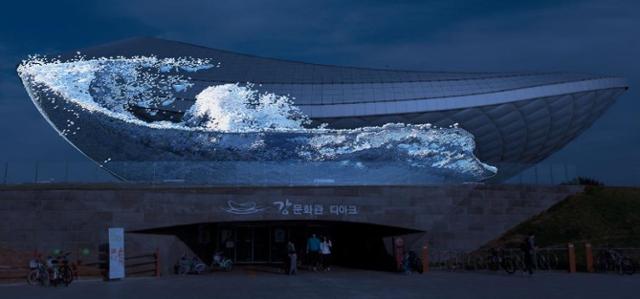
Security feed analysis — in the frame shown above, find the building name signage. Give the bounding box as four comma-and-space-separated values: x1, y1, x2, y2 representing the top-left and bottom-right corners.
273, 200, 358, 216
222, 199, 359, 216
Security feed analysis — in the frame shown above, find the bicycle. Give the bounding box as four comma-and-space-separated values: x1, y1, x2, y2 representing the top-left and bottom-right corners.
176, 255, 207, 275
486, 248, 516, 274
27, 252, 74, 287
445, 251, 464, 272
211, 251, 233, 272
47, 252, 74, 286
535, 250, 559, 271
472, 255, 487, 270
27, 257, 49, 286
595, 248, 635, 275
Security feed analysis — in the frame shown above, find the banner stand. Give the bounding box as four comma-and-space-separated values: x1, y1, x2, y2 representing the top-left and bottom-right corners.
108, 227, 125, 280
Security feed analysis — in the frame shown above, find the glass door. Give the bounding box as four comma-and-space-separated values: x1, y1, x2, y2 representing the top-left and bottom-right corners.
270, 227, 287, 263
252, 226, 270, 263
236, 226, 253, 263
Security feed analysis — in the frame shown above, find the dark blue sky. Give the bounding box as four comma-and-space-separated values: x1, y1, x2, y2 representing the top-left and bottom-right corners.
0, 0, 638, 185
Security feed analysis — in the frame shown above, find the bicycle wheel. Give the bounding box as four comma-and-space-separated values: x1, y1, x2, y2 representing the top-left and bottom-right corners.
413, 257, 424, 274
456, 259, 465, 272
60, 266, 74, 286
488, 257, 499, 271
194, 263, 206, 274
515, 256, 526, 273
445, 259, 454, 271
620, 258, 635, 275
502, 258, 516, 274
536, 255, 549, 271
222, 260, 233, 272
27, 270, 39, 286
548, 253, 559, 270
475, 257, 486, 270
177, 265, 189, 275
594, 254, 607, 273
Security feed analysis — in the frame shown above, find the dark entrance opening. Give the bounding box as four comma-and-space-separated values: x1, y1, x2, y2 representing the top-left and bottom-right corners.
138, 221, 422, 271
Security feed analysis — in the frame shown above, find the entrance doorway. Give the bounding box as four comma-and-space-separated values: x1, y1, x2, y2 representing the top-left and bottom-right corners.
139, 220, 422, 271
220, 225, 273, 263
216, 222, 337, 264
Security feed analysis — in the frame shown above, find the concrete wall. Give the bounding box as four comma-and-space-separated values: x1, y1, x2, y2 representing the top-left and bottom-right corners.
0, 184, 582, 273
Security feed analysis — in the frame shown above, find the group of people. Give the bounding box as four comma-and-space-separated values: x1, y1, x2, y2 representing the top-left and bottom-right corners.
285, 234, 332, 275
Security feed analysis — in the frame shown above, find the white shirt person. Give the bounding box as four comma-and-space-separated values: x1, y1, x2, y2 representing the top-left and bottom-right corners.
320, 237, 332, 271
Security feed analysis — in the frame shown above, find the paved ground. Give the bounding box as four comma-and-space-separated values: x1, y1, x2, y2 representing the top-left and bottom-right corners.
2, 267, 639, 299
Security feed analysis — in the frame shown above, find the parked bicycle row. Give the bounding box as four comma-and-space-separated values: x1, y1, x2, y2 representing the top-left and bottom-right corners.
429, 247, 564, 273
27, 252, 76, 287
175, 251, 233, 275
23, 249, 159, 287
593, 247, 637, 275
428, 246, 637, 275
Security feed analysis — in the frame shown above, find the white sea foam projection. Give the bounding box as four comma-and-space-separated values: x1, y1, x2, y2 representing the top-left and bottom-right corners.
17, 56, 497, 184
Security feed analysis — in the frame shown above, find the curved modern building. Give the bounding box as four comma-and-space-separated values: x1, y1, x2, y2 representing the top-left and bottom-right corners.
7, 38, 630, 267
19, 37, 628, 183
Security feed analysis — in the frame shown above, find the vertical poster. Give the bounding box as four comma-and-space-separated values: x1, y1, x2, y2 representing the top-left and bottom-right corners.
108, 227, 125, 279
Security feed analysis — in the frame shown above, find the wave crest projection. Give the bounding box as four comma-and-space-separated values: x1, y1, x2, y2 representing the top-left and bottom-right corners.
17, 56, 497, 185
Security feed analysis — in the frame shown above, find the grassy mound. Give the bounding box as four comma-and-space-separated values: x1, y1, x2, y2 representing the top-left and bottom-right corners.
484, 186, 640, 249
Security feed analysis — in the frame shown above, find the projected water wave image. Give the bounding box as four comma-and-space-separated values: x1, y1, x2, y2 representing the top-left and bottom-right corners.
17, 56, 497, 185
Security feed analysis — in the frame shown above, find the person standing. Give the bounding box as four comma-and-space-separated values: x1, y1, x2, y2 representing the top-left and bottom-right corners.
306, 234, 321, 271
522, 233, 536, 275
287, 241, 297, 275
320, 236, 332, 271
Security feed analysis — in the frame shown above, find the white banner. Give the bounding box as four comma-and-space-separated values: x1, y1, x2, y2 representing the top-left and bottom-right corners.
108, 228, 125, 279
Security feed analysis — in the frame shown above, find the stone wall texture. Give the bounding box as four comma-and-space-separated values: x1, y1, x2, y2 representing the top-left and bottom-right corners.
0, 184, 582, 274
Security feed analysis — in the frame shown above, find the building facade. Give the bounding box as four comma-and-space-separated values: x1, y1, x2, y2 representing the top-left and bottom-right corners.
0, 184, 581, 272
5, 38, 628, 272
18, 37, 628, 183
